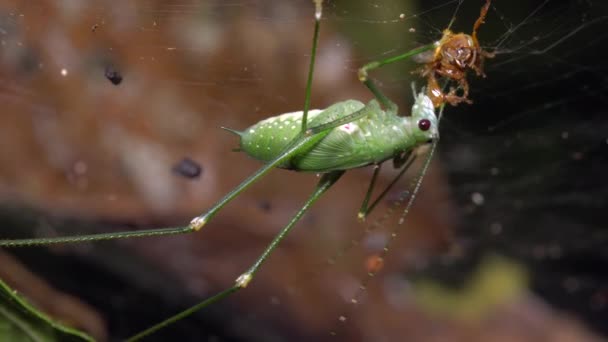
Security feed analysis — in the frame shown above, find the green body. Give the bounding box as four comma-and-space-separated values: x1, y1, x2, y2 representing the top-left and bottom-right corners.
233, 92, 438, 172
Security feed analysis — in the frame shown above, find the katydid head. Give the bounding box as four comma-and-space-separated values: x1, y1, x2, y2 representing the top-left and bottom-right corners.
410, 90, 439, 143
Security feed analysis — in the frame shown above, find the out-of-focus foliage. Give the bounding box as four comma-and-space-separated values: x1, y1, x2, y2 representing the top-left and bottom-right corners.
0, 278, 92, 342
413, 254, 528, 321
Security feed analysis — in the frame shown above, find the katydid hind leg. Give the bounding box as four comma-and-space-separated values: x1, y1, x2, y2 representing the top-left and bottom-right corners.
128, 2, 334, 339
126, 171, 344, 342
0, 135, 316, 247
300, 0, 324, 132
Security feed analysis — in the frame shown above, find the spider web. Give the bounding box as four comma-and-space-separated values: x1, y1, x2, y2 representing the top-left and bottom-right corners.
0, 0, 606, 341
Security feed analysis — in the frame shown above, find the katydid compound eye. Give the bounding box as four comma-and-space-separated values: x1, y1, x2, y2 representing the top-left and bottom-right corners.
418, 119, 431, 131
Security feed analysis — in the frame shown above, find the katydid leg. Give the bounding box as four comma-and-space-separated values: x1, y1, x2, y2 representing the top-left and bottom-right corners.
358, 44, 435, 111
301, 0, 323, 132
357, 164, 382, 221
126, 170, 344, 342
0, 133, 322, 247
358, 153, 417, 221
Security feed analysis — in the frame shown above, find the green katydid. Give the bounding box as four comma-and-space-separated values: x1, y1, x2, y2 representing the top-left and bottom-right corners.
0, 1, 452, 340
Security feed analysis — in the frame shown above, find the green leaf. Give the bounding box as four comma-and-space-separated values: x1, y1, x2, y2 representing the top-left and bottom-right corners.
0, 278, 94, 342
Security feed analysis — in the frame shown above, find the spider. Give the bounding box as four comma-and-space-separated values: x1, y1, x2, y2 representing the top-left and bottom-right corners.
420, 0, 495, 107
